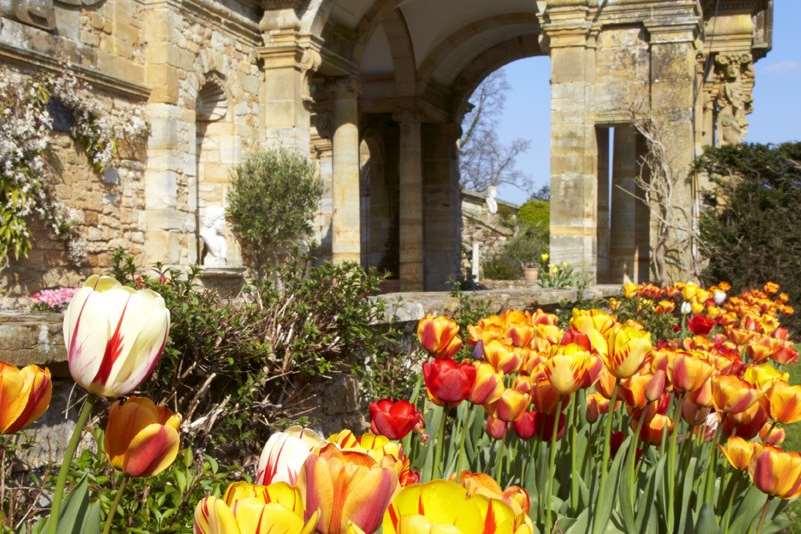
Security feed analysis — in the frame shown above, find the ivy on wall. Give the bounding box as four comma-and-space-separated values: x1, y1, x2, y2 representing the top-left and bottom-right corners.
0, 66, 149, 266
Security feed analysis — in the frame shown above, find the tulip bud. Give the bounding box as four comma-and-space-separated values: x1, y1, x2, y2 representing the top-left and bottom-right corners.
496, 389, 531, 422
760, 423, 785, 446
680, 301, 692, 315
486, 414, 508, 440
586, 392, 609, 423
513, 410, 537, 439
645, 370, 666, 402
468, 362, 504, 405
719, 436, 754, 470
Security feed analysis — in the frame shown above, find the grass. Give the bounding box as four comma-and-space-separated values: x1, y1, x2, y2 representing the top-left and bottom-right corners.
784, 357, 801, 533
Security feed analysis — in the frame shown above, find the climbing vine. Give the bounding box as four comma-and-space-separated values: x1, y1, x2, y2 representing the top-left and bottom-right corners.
0, 66, 148, 265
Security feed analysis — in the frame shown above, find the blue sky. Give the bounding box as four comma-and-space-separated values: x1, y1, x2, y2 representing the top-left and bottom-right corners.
494, 1, 801, 204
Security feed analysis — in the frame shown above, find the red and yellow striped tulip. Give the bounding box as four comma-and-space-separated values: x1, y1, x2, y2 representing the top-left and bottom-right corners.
469, 362, 504, 405
297, 444, 397, 534
327, 430, 418, 487
256, 426, 326, 485
417, 315, 462, 359
382, 480, 531, 534
711, 375, 759, 414
193, 481, 319, 534
544, 344, 592, 395
765, 381, 801, 424
666, 351, 714, 392
719, 436, 755, 470
0, 362, 51, 434
63, 275, 170, 397
495, 389, 531, 423
586, 392, 610, 423
483, 340, 523, 374
104, 396, 181, 477
458, 472, 532, 532
748, 445, 801, 500
602, 325, 651, 379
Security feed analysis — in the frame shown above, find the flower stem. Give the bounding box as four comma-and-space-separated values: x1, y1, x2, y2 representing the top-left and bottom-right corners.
568, 393, 579, 512
543, 398, 563, 534
599, 384, 619, 487
48, 394, 95, 534
102, 475, 129, 534
432, 407, 447, 479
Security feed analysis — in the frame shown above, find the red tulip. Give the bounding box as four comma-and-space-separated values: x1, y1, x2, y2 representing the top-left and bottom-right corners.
688, 315, 715, 336
369, 399, 422, 440
423, 358, 476, 406
513, 410, 538, 439
486, 414, 509, 440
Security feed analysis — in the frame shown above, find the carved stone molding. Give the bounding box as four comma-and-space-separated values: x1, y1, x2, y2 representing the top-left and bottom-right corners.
0, 0, 104, 32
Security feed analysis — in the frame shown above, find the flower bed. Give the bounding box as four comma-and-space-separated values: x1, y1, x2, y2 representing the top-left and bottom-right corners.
1, 277, 800, 533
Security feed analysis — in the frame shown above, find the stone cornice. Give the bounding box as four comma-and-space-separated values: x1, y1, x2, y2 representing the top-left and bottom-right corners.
0, 40, 150, 101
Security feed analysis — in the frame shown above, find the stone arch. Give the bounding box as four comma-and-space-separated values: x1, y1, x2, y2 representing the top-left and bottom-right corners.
364, 9, 416, 97
416, 12, 540, 94
185, 47, 238, 109
450, 34, 544, 121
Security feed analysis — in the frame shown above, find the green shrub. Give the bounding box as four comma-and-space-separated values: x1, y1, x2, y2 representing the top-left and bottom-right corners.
517, 199, 549, 233
482, 253, 521, 280
695, 142, 801, 331
226, 149, 323, 273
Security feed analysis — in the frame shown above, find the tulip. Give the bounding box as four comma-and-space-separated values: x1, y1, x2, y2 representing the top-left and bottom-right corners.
194, 482, 319, 534
458, 472, 532, 531
602, 325, 651, 379
688, 315, 714, 336
586, 392, 610, 423
506, 325, 534, 348
0, 362, 52, 434
666, 351, 714, 392
483, 340, 523, 374
468, 362, 504, 405
723, 402, 768, 440
655, 300, 676, 314
639, 413, 674, 445
544, 345, 592, 395
104, 396, 181, 477
743, 363, 789, 391
513, 410, 537, 439
496, 389, 531, 422
711, 375, 759, 414
771, 340, 799, 365
765, 381, 801, 424
422, 358, 476, 406
748, 445, 801, 499
297, 444, 397, 534
760, 423, 785, 446
63, 275, 170, 398
256, 426, 326, 485
713, 290, 727, 305
382, 480, 529, 534
369, 399, 422, 440
327, 430, 418, 487
486, 413, 509, 439
417, 315, 462, 358
620, 373, 656, 409
530, 374, 561, 414
595, 367, 617, 398
536, 411, 566, 442
719, 436, 755, 470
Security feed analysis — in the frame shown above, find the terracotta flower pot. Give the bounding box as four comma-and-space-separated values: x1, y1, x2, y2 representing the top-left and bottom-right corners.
523, 267, 539, 284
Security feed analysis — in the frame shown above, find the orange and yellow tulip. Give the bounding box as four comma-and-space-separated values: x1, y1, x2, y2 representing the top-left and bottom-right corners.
194, 482, 319, 534
417, 315, 462, 359
666, 352, 714, 392
382, 480, 531, 534
297, 444, 397, 534
765, 381, 801, 424
748, 445, 801, 500
469, 362, 504, 405
104, 396, 181, 477
327, 430, 418, 486
743, 363, 789, 392
711, 375, 759, 414
586, 392, 610, 423
602, 325, 651, 379
0, 362, 51, 434
719, 436, 755, 470
495, 389, 531, 423
483, 340, 523, 374
638, 414, 674, 445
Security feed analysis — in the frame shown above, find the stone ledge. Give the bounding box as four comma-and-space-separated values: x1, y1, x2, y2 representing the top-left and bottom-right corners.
372, 285, 622, 323
0, 311, 65, 366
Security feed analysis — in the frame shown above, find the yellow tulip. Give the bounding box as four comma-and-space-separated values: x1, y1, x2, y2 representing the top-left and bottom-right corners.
104, 396, 181, 477
765, 381, 801, 424
743, 363, 789, 391
194, 482, 319, 534
383, 480, 530, 534
711, 375, 759, 414
719, 436, 755, 470
0, 362, 52, 434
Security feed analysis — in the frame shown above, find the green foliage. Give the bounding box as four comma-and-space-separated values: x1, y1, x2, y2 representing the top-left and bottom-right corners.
517, 199, 550, 233
538, 261, 591, 292
611, 296, 680, 343
696, 142, 801, 331
482, 254, 521, 280
111, 249, 404, 457
226, 149, 323, 272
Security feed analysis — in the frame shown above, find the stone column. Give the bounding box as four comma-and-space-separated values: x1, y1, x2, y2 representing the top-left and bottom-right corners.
545, 16, 598, 280
257, 15, 320, 154
647, 22, 699, 280
423, 122, 462, 290
609, 125, 638, 282
395, 111, 425, 291
331, 78, 361, 264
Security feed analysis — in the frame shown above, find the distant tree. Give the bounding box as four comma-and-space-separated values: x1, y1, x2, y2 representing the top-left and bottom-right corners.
459, 70, 532, 192
530, 185, 551, 201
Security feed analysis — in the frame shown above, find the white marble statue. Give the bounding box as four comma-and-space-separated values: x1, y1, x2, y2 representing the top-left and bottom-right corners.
199, 206, 228, 267
485, 185, 498, 214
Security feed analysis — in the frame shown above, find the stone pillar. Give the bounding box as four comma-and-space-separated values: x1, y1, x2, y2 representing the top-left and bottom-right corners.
609, 125, 638, 282
395, 112, 425, 291
423, 123, 462, 290
647, 22, 699, 280
331, 78, 361, 264
545, 16, 598, 280
257, 16, 320, 154
143, 2, 195, 266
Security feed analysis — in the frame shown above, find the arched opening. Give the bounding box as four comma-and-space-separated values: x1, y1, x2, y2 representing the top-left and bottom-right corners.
195, 75, 241, 268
